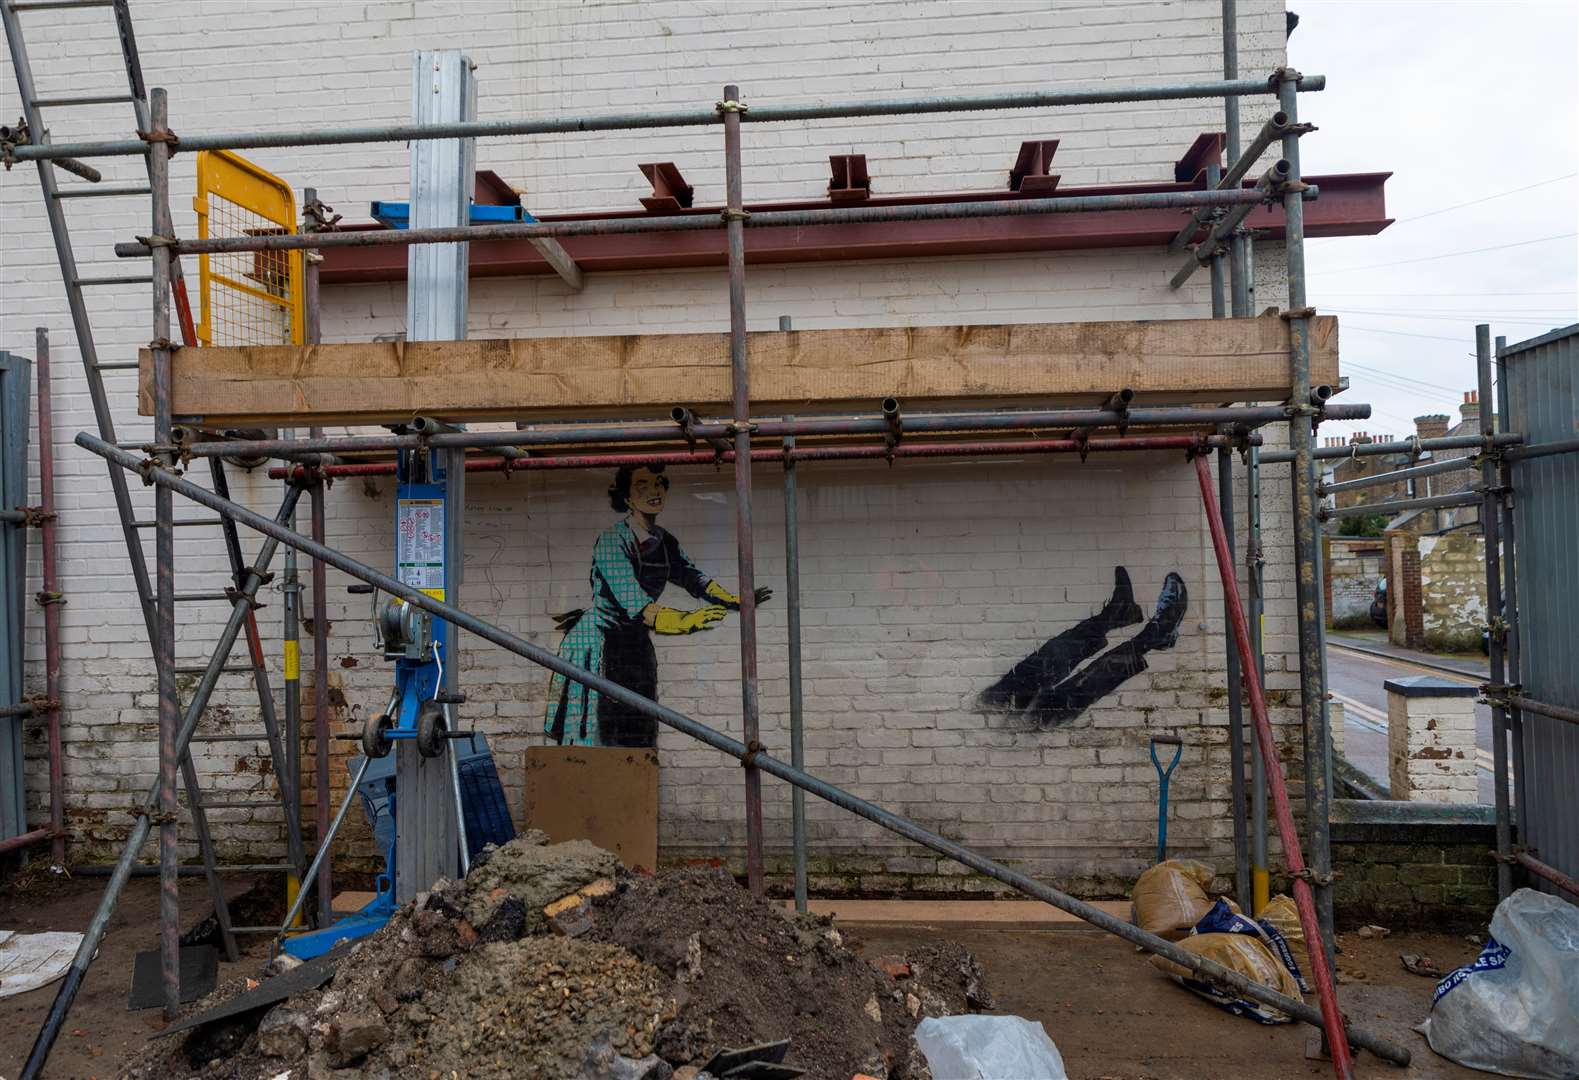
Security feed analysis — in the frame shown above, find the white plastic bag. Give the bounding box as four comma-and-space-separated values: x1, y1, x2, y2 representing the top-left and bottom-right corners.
1417, 888, 1579, 1079
914, 1015, 1068, 1080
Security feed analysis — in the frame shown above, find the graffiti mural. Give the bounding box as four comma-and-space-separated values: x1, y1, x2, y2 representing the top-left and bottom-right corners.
979, 567, 1187, 728
545, 464, 770, 748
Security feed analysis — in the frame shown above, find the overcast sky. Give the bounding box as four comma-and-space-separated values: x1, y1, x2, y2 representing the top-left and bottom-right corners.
1286, 0, 1578, 440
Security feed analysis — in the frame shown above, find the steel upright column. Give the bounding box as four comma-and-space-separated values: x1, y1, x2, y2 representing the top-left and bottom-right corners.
1276, 71, 1334, 957
1223, 0, 1251, 317
721, 84, 765, 895
1206, 162, 1227, 318
147, 87, 181, 1019
783, 416, 807, 913
1477, 325, 1511, 899
1494, 335, 1524, 858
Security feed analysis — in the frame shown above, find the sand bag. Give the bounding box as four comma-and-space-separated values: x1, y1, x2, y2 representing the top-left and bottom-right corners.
1150, 929, 1303, 1024
1257, 894, 1312, 993
1417, 889, 1579, 1078
1130, 859, 1215, 940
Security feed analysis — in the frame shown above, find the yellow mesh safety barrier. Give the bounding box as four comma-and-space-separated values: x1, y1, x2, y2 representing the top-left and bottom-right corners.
194, 150, 304, 346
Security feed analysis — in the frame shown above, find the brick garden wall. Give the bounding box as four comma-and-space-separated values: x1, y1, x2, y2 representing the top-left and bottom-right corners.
1418, 533, 1487, 653
1324, 537, 1384, 630
1331, 821, 1499, 931
2, 0, 1305, 894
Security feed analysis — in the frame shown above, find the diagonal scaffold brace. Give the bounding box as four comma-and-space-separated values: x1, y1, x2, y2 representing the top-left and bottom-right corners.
1193, 452, 1356, 1079
20, 481, 307, 1080
66, 431, 1414, 1071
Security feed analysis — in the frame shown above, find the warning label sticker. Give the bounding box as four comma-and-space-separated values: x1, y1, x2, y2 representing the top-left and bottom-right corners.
397, 498, 445, 591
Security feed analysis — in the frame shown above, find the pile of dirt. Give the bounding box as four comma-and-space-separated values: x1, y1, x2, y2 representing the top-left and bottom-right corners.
119, 834, 986, 1080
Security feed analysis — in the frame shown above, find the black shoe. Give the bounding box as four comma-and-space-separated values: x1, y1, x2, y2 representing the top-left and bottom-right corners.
1133, 573, 1188, 650
1097, 566, 1145, 630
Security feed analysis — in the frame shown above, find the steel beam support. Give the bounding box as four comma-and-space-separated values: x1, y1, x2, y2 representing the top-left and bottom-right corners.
18, 486, 303, 1080
721, 85, 765, 895
114, 187, 1284, 259
1276, 73, 1337, 980
15, 75, 1326, 164
71, 431, 1412, 1071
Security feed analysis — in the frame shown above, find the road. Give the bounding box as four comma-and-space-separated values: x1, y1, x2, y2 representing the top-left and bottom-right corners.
1326, 639, 1496, 805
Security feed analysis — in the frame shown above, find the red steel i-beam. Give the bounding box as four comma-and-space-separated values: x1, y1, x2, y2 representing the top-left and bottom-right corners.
1193, 453, 1355, 1080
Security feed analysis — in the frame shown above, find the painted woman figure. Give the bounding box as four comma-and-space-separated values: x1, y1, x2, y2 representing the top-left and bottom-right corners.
545, 464, 769, 747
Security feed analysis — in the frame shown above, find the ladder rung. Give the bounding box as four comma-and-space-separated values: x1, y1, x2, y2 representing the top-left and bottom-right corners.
31, 93, 135, 107
92, 361, 140, 371
174, 664, 255, 675
54, 185, 151, 200
133, 518, 225, 528
189, 733, 270, 743
195, 799, 282, 811
171, 591, 233, 603
229, 924, 295, 933
7, 1, 116, 9
74, 274, 153, 286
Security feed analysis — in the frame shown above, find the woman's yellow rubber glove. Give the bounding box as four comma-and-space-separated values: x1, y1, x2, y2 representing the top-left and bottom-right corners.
705, 581, 774, 610
650, 605, 727, 635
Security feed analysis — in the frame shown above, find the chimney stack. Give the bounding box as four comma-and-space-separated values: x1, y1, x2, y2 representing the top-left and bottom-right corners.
1460, 389, 1480, 422
1415, 413, 1451, 442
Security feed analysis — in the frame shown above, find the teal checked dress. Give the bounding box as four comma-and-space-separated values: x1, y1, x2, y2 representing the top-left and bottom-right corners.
544, 520, 714, 747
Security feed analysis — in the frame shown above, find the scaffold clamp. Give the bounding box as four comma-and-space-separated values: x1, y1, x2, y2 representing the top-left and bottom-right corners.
715, 99, 748, 114
720, 207, 751, 223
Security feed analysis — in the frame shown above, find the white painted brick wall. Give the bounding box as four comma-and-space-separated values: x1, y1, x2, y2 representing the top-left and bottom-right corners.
1, 0, 1310, 890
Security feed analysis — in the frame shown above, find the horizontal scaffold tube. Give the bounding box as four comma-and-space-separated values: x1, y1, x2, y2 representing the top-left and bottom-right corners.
1260, 432, 1521, 463
115, 188, 1280, 259
73, 429, 1409, 1067
1507, 694, 1579, 727
178, 403, 1369, 463
17, 74, 1325, 164
1321, 490, 1483, 521
265, 433, 1262, 479
1168, 111, 1294, 252
1320, 452, 1477, 495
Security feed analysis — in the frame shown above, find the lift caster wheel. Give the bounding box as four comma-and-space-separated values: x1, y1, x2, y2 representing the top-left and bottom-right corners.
416, 700, 447, 758
361, 712, 394, 759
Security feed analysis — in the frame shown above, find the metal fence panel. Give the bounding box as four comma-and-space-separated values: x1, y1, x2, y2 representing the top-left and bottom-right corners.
0, 350, 31, 841
1504, 324, 1579, 897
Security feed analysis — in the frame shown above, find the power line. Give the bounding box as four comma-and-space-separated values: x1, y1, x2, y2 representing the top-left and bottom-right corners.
1391, 172, 1578, 225
1318, 291, 1577, 297
1342, 324, 1481, 346
1344, 362, 1465, 394
1324, 232, 1578, 273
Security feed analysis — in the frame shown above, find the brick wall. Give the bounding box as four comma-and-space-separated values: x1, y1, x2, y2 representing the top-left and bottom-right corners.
1331, 821, 1498, 931
1385, 531, 1424, 649
1323, 537, 1383, 629
1418, 533, 1487, 652
1, 0, 1305, 891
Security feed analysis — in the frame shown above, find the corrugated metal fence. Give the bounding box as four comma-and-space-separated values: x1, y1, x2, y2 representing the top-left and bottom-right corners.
0, 350, 30, 843
1503, 323, 1579, 897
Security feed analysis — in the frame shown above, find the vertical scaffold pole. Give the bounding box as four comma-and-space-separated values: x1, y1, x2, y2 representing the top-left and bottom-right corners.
1276, 70, 1336, 958
147, 86, 181, 1020
1223, 0, 1251, 318
1494, 335, 1524, 866
1247, 445, 1270, 913
784, 412, 807, 913
1219, 438, 1251, 910
1477, 325, 1511, 900
721, 84, 765, 894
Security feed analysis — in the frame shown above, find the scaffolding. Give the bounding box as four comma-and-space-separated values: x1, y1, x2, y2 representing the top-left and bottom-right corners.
5, 4, 1575, 1079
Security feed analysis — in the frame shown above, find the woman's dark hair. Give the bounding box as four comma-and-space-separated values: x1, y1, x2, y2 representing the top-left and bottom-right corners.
608, 463, 669, 512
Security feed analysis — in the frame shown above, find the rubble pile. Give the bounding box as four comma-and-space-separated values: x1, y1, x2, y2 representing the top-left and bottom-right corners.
120, 833, 987, 1080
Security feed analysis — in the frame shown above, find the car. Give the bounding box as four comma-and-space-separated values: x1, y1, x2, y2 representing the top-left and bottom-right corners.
1369, 578, 1388, 628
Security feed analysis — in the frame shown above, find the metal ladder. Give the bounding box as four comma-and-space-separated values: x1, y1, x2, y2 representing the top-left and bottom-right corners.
2, 0, 304, 959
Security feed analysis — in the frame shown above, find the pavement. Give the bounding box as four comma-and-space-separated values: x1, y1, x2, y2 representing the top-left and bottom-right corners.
1326, 632, 1497, 805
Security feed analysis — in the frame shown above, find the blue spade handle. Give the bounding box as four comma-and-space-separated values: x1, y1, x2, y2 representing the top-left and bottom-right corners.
1149, 735, 1184, 863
